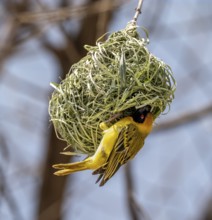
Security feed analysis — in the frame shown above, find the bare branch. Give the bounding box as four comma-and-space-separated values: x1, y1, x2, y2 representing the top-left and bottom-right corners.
16, 0, 125, 24
132, 0, 144, 24
125, 163, 150, 220
154, 104, 212, 132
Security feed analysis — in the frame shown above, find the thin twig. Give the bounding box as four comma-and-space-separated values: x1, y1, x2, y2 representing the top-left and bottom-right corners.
132, 0, 144, 24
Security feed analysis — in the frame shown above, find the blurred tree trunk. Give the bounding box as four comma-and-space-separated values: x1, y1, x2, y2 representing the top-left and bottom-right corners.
37, 1, 113, 219
201, 200, 212, 220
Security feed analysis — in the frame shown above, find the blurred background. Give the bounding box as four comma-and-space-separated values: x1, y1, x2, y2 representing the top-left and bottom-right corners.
0, 0, 212, 220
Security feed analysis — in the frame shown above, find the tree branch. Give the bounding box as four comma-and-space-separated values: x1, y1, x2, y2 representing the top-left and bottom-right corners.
125, 163, 149, 220
154, 104, 212, 132
132, 0, 144, 24
16, 0, 124, 24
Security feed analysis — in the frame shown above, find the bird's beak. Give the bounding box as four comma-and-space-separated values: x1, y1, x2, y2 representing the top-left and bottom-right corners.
146, 113, 154, 131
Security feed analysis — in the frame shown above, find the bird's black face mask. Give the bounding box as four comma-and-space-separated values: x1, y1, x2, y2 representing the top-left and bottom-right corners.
132, 105, 151, 123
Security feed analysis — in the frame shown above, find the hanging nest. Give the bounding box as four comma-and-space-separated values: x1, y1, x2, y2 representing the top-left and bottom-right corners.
49, 22, 176, 156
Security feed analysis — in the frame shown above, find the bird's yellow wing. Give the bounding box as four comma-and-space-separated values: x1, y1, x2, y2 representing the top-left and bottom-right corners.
93, 123, 144, 186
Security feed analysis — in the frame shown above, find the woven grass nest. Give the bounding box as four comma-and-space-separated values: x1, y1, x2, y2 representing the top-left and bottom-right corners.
49, 23, 176, 155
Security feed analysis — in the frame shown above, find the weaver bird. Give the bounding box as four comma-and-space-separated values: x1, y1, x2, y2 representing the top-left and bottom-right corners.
53, 105, 154, 186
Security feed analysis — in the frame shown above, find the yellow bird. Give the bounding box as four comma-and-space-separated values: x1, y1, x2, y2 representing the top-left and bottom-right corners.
53, 106, 154, 186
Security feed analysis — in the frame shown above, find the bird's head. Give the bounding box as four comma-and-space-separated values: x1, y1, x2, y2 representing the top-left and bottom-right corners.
132, 105, 154, 134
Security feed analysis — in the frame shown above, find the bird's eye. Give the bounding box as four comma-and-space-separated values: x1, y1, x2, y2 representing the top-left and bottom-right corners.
140, 114, 145, 120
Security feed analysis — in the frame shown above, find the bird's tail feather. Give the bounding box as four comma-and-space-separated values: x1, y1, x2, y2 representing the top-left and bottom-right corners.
53, 158, 91, 176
